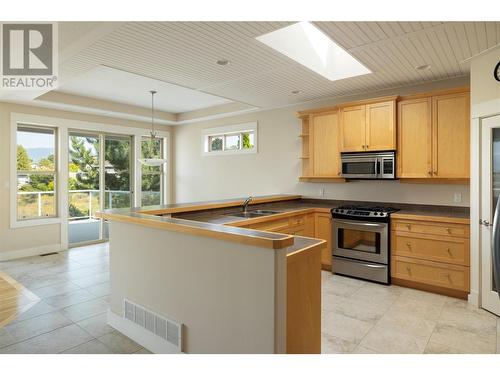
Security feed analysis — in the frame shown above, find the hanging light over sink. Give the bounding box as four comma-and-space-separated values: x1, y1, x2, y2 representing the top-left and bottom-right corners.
138, 90, 167, 167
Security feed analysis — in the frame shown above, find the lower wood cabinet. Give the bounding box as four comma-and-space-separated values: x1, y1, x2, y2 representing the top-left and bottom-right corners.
314, 212, 333, 270
286, 245, 321, 353
391, 216, 470, 299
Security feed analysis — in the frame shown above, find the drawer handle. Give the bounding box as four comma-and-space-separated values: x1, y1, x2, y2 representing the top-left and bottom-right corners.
446, 228, 452, 234
406, 224, 411, 230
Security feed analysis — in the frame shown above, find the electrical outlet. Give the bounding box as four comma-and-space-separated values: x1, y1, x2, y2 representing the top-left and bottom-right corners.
453, 193, 462, 203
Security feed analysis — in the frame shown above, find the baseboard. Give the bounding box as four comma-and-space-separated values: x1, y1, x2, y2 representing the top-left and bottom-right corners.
107, 309, 182, 354
467, 290, 480, 307
0, 244, 64, 261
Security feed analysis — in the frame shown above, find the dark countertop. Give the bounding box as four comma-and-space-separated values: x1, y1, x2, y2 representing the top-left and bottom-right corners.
173, 198, 470, 223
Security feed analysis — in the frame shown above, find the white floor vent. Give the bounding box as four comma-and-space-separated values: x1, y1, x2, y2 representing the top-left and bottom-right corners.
123, 299, 182, 350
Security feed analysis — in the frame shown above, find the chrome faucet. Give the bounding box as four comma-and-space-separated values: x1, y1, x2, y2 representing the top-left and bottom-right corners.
242, 196, 253, 213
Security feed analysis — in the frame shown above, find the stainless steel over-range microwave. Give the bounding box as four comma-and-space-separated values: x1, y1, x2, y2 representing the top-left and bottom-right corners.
340, 151, 396, 179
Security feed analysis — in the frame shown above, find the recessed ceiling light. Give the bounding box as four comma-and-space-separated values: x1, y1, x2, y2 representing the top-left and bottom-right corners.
256, 22, 371, 81
291, 90, 302, 94
216, 59, 230, 66
415, 64, 431, 71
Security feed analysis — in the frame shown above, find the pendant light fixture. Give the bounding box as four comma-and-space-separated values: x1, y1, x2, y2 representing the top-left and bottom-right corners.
138, 90, 167, 167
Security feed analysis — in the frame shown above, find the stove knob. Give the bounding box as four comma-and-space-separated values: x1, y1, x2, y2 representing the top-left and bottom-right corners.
373, 212, 379, 216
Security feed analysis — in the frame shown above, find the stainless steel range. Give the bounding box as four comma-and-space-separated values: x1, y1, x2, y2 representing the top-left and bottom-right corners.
331, 205, 399, 284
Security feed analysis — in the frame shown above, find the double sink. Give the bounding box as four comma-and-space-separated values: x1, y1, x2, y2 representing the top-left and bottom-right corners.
226, 209, 281, 218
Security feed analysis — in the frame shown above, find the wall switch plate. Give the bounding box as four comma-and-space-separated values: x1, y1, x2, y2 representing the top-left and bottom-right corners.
453, 193, 462, 203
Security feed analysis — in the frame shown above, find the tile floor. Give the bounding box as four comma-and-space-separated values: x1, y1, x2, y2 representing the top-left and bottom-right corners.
0, 243, 149, 354
0, 242, 499, 354
321, 271, 500, 354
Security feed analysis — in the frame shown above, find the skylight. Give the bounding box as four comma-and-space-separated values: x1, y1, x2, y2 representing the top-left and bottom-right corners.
256, 22, 371, 81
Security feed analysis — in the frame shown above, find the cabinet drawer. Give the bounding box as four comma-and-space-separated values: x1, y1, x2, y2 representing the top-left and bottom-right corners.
289, 215, 306, 228
392, 220, 469, 238
393, 233, 469, 266
392, 256, 469, 292
249, 218, 290, 233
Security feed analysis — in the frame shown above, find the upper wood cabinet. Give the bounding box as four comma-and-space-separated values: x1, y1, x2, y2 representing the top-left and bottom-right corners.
340, 105, 365, 152
432, 92, 470, 178
298, 110, 342, 180
397, 90, 470, 179
397, 98, 432, 178
311, 112, 341, 177
340, 98, 396, 152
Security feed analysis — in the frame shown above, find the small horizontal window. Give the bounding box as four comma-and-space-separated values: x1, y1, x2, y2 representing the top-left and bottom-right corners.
203, 122, 257, 155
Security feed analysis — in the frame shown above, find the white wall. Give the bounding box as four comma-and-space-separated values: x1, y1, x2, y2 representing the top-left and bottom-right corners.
174, 77, 470, 206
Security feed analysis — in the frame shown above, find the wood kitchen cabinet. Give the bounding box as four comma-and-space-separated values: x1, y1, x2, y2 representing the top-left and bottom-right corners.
311, 112, 341, 177
391, 215, 470, 299
340, 98, 396, 152
397, 89, 470, 180
314, 212, 333, 270
432, 92, 470, 178
340, 105, 365, 152
297, 110, 342, 180
397, 97, 432, 178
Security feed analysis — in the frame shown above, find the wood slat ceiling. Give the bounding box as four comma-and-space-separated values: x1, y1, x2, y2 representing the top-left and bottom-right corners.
60, 21, 500, 109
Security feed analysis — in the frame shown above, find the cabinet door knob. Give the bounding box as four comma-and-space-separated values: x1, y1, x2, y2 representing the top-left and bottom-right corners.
406, 266, 411, 273
447, 248, 452, 255
406, 224, 411, 230
428, 171, 432, 176
446, 228, 451, 234
366, 145, 369, 149
406, 242, 412, 248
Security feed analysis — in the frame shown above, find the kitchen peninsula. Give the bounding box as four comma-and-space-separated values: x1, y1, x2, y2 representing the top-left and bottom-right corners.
97, 195, 325, 354
98, 194, 469, 354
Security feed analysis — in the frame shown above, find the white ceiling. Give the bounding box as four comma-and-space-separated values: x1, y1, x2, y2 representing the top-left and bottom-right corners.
5, 21, 499, 124
58, 65, 232, 113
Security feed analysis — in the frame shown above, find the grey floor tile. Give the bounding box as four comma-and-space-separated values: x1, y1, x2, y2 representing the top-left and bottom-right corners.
9, 300, 58, 324
70, 272, 110, 288
0, 324, 93, 354
61, 297, 109, 322
351, 345, 378, 354
133, 348, 152, 354
32, 281, 81, 299
321, 310, 374, 344
86, 282, 110, 298
359, 324, 428, 354
76, 313, 115, 337
428, 323, 497, 354
0, 330, 16, 349
321, 333, 358, 354
61, 339, 115, 354
4, 310, 72, 343
97, 331, 142, 354
44, 289, 96, 309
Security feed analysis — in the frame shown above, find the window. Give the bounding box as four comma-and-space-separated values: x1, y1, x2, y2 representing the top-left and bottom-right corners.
141, 136, 165, 206
16, 125, 57, 220
203, 122, 257, 155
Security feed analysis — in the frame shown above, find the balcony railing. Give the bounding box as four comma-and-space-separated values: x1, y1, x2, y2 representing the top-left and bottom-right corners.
17, 189, 161, 221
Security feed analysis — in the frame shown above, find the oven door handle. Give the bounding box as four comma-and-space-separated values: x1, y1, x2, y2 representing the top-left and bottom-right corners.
334, 219, 386, 228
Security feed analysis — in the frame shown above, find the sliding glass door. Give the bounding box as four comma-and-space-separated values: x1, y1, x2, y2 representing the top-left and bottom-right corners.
103, 135, 133, 240
68, 131, 133, 246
